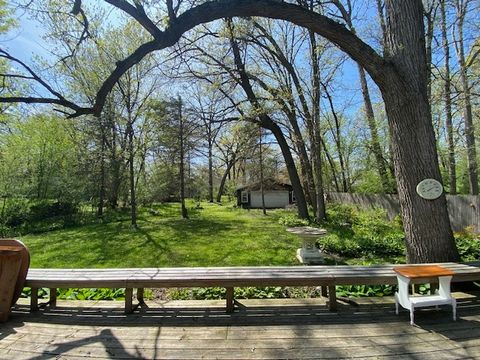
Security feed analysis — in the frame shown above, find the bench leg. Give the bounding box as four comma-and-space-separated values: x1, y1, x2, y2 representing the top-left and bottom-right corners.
321, 286, 328, 298
49, 288, 57, 308
226, 287, 234, 313
328, 286, 337, 311
125, 288, 133, 314
30, 287, 39, 312
137, 288, 144, 304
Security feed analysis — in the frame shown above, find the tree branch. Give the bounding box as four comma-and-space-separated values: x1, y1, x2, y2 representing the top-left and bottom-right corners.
4, 0, 391, 119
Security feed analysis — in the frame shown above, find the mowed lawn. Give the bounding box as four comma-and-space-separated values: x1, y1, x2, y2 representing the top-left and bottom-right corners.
21, 202, 301, 268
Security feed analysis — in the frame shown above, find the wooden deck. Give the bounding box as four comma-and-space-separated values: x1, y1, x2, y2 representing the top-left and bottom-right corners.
2, 292, 480, 359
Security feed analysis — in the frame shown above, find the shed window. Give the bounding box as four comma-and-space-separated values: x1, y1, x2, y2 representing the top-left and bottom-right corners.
241, 191, 248, 203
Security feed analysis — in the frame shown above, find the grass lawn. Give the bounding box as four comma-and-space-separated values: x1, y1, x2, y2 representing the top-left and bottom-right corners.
21, 202, 302, 268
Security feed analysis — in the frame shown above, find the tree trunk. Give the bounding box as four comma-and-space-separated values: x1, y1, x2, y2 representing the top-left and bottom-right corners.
321, 138, 341, 192
226, 18, 309, 219
440, 0, 456, 194
178, 97, 189, 219
208, 136, 214, 202
454, 1, 478, 195
424, 4, 435, 104
127, 119, 137, 228
97, 116, 106, 218
287, 113, 316, 212
383, 0, 459, 262
267, 121, 309, 219
259, 127, 266, 215
308, 31, 326, 222
357, 65, 390, 192
375, 0, 389, 55
322, 83, 348, 192
332, 0, 390, 193
216, 154, 236, 202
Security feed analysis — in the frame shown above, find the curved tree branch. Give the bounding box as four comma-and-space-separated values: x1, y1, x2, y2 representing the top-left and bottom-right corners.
93, 0, 391, 117
2, 0, 392, 118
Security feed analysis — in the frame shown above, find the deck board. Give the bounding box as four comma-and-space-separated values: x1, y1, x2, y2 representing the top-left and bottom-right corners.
2, 292, 480, 359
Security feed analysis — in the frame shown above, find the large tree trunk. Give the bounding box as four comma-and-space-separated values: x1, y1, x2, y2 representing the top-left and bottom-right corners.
440, 0, 456, 194
383, 0, 459, 263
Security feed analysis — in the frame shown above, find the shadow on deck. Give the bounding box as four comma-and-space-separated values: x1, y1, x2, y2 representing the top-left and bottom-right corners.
1, 293, 480, 359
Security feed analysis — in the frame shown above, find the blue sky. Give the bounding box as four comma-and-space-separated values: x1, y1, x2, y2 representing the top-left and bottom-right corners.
4, 14, 48, 62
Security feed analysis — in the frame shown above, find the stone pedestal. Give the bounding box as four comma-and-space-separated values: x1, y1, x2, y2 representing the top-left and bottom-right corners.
286, 227, 327, 265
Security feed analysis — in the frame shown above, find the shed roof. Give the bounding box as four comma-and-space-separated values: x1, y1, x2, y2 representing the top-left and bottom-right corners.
236, 178, 293, 192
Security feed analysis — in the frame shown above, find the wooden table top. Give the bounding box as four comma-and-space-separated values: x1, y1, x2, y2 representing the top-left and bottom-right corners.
393, 265, 455, 279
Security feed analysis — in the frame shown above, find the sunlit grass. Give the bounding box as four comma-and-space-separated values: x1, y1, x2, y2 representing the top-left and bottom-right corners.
21, 201, 301, 268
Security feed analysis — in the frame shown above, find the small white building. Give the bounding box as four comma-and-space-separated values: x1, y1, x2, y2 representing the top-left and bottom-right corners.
236, 180, 295, 209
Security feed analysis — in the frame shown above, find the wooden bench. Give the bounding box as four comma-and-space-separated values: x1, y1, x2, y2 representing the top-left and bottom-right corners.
25, 262, 480, 314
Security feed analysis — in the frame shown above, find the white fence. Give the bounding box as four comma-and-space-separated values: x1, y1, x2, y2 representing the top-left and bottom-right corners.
327, 192, 480, 233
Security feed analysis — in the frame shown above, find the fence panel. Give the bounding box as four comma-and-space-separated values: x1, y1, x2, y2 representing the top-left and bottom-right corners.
327, 192, 480, 233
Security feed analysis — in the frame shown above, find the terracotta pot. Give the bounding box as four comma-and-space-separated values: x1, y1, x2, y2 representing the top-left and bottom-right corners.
0, 239, 30, 306
0, 247, 22, 321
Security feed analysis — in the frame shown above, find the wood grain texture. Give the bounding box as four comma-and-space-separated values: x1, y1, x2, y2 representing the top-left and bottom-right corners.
22, 262, 480, 314
394, 265, 455, 279
0, 250, 22, 322
0, 239, 29, 306
3, 294, 480, 359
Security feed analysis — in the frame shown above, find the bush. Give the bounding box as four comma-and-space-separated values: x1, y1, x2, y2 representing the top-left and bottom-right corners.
2, 198, 30, 227
168, 286, 322, 300
29, 200, 79, 221
278, 214, 310, 227
320, 205, 405, 258
0, 198, 84, 235
325, 203, 357, 227
455, 227, 480, 261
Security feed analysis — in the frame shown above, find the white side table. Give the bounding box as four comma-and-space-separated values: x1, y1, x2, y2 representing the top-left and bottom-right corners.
393, 265, 456, 325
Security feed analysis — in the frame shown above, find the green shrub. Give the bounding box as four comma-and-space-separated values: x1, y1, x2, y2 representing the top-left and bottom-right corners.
278, 214, 310, 227
336, 284, 396, 297
455, 227, 480, 261
2, 198, 30, 227
168, 286, 323, 300
325, 203, 357, 227
21, 287, 154, 301
319, 234, 361, 257
29, 200, 79, 221
320, 205, 405, 258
